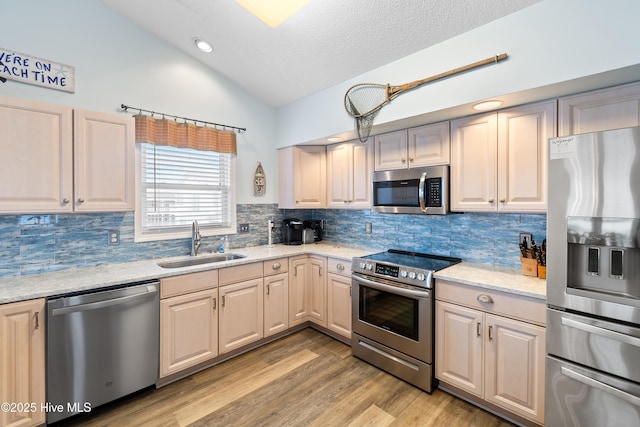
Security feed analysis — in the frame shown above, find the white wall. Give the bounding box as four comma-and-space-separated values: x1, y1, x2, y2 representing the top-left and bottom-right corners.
1, 0, 278, 204
276, 0, 640, 147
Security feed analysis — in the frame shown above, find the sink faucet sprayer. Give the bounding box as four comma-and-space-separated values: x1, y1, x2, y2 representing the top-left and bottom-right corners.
191, 220, 202, 256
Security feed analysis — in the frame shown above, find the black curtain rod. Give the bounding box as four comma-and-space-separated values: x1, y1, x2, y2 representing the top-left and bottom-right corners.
120, 103, 246, 132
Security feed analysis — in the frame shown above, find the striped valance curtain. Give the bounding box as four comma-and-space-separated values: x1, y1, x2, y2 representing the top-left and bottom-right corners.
134, 114, 237, 154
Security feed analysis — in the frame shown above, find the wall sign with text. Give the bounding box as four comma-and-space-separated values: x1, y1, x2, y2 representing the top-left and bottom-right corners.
0, 48, 75, 93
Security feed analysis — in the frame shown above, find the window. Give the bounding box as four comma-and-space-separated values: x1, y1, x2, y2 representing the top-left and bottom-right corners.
135, 143, 236, 242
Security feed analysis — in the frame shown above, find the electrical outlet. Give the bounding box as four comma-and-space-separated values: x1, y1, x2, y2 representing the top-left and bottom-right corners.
107, 230, 120, 245
519, 232, 532, 245
365, 222, 372, 234
239, 223, 250, 233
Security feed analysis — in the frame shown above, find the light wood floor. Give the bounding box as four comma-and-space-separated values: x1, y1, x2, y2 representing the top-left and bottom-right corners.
56, 328, 514, 427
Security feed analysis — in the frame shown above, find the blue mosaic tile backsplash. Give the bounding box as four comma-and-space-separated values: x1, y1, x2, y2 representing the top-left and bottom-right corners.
0, 204, 546, 278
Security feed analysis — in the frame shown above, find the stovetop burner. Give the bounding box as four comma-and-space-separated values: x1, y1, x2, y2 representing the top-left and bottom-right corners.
353, 249, 461, 288
360, 249, 461, 271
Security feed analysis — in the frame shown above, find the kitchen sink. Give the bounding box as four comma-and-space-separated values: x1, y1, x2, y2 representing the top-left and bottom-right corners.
157, 254, 246, 268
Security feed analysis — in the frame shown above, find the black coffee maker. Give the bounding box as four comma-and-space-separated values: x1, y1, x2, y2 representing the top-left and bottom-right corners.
282, 218, 304, 245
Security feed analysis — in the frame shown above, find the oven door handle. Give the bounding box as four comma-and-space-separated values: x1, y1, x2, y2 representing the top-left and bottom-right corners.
352, 274, 430, 298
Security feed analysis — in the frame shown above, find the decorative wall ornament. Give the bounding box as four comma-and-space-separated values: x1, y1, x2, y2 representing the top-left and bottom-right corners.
254, 162, 266, 196
0, 47, 75, 92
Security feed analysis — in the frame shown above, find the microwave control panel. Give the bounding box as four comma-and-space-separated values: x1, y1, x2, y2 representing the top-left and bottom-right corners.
426, 177, 442, 207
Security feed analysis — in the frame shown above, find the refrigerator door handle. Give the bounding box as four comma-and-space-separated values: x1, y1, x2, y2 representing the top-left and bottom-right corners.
561, 317, 640, 348
561, 366, 640, 407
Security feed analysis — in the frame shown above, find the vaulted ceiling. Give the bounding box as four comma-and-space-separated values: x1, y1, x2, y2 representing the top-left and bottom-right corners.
100, 0, 541, 108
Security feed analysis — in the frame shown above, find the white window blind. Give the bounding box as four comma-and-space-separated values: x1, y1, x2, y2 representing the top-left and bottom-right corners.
139, 143, 234, 236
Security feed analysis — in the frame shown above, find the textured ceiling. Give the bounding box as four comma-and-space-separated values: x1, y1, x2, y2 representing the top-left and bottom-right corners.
100, 0, 541, 108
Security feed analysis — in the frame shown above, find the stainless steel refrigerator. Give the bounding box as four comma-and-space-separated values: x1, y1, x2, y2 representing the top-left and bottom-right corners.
546, 126, 640, 426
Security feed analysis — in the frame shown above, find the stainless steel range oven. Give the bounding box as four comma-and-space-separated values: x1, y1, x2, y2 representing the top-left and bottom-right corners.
351, 250, 460, 392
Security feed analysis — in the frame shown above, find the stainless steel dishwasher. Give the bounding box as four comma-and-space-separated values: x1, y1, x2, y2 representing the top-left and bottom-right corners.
46, 280, 159, 424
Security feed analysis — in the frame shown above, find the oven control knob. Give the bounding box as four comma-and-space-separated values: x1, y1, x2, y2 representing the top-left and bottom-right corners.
408, 271, 417, 279
366, 263, 373, 270
417, 273, 426, 281
400, 270, 408, 277
359, 262, 366, 269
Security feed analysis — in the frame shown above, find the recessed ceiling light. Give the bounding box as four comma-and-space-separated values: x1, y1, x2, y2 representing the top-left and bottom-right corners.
473, 100, 503, 111
235, 0, 310, 28
194, 38, 213, 53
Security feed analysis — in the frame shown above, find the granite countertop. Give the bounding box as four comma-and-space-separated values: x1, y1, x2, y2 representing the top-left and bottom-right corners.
0, 243, 377, 304
0, 244, 546, 304
434, 261, 546, 300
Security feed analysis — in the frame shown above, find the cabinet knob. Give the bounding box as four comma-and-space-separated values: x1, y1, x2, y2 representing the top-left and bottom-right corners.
409, 158, 414, 162
477, 294, 494, 304
488, 198, 494, 203
337, 263, 345, 271
272, 262, 281, 270
499, 197, 506, 203
77, 197, 85, 203
401, 158, 406, 163
63, 198, 70, 204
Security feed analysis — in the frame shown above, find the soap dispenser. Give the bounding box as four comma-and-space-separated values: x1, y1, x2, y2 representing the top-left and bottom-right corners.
219, 237, 226, 253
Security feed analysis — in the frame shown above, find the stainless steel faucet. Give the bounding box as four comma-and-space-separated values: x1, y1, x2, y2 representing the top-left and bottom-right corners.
191, 220, 202, 256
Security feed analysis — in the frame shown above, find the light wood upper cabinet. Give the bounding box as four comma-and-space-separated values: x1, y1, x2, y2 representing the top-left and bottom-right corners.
327, 140, 373, 209
0, 96, 73, 213
451, 100, 556, 213
0, 96, 134, 214
74, 109, 135, 211
0, 298, 46, 427
278, 146, 326, 209
374, 122, 450, 171
436, 280, 546, 425
559, 81, 640, 136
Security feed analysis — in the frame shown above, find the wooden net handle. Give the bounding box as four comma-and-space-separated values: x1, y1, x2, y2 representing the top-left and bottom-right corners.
388, 53, 508, 98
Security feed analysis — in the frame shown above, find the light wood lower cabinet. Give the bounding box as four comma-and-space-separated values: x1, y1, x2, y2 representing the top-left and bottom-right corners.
288, 255, 327, 328
219, 278, 264, 353
160, 270, 219, 378
160, 289, 218, 377
436, 280, 546, 425
219, 262, 264, 354
327, 258, 352, 339
0, 298, 46, 427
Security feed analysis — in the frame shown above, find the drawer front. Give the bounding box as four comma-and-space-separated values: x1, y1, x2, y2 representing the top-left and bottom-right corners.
436, 279, 545, 326
161, 269, 219, 298
328, 257, 351, 277
219, 261, 263, 286
263, 257, 289, 276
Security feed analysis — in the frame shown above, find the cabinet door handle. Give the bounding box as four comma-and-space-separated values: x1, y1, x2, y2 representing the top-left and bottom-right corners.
488, 198, 495, 203
272, 262, 281, 270
213, 297, 216, 310
401, 158, 406, 163
488, 325, 493, 340
499, 197, 506, 203
266, 284, 270, 295
63, 198, 70, 204
294, 266, 297, 277
34, 312, 40, 330
409, 158, 414, 162
477, 294, 494, 304
337, 263, 345, 271
476, 322, 481, 337
222, 296, 225, 307
319, 267, 322, 276
77, 197, 85, 203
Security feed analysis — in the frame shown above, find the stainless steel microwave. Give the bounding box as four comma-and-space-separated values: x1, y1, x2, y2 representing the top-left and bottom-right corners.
372, 165, 449, 214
